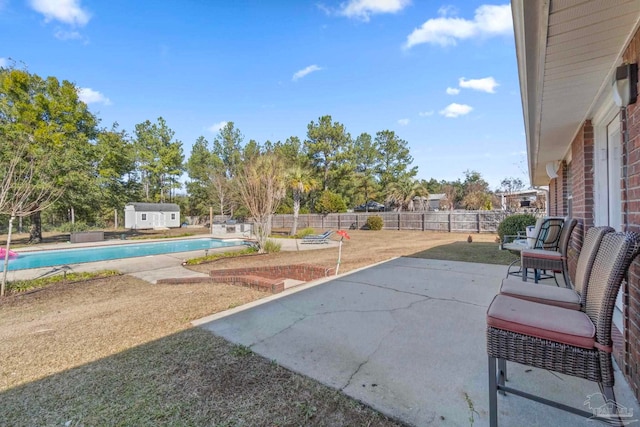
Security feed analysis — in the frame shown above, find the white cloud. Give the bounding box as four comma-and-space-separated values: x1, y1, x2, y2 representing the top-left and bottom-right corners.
459, 77, 498, 93
398, 118, 410, 126
404, 4, 511, 49
439, 103, 473, 118
338, 0, 411, 21
78, 88, 111, 105
446, 87, 460, 95
208, 121, 228, 133
418, 111, 434, 116
292, 65, 323, 81
28, 0, 91, 26
54, 29, 83, 40
0, 57, 7, 68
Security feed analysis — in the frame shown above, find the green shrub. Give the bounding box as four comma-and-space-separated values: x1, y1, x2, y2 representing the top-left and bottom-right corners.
366, 215, 384, 230
262, 239, 281, 253
57, 221, 90, 232
314, 190, 347, 214
295, 227, 315, 238
497, 213, 537, 241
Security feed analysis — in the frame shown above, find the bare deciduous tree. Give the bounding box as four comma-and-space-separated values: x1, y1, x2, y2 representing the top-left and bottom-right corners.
0, 139, 61, 296
235, 154, 286, 253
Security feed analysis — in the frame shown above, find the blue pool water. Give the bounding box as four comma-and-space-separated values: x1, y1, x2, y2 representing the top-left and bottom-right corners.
2, 238, 244, 271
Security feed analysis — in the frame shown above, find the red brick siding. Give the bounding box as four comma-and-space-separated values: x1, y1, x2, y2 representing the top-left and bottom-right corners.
559, 160, 568, 216
563, 124, 595, 282
548, 161, 567, 217
549, 179, 558, 216
615, 28, 640, 399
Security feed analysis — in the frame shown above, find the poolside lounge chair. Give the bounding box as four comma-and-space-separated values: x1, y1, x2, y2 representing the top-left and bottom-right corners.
301, 230, 333, 244
487, 231, 640, 426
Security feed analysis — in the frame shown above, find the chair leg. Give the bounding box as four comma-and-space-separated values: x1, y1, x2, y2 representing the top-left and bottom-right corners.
552, 270, 560, 287
507, 258, 521, 279
599, 384, 624, 426
498, 358, 507, 394
561, 269, 569, 288
489, 355, 498, 427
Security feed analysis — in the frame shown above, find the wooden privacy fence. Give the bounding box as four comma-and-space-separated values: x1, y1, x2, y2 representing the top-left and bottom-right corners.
268, 211, 510, 233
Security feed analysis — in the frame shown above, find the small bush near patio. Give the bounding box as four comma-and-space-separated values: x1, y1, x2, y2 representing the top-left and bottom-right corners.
263, 239, 282, 253
366, 215, 384, 230
497, 213, 537, 242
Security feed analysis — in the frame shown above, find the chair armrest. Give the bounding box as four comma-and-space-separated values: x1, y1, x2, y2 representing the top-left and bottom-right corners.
503, 234, 520, 244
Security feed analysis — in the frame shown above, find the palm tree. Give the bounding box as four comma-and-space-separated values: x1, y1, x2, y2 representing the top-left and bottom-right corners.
386, 178, 428, 212
286, 165, 318, 236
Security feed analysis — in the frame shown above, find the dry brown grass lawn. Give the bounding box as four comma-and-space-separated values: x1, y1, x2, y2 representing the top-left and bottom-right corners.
0, 229, 502, 426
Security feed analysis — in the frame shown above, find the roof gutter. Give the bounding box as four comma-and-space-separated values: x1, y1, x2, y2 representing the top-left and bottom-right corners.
511, 0, 550, 186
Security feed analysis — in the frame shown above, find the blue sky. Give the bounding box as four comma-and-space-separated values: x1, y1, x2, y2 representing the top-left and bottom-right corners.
0, 0, 527, 190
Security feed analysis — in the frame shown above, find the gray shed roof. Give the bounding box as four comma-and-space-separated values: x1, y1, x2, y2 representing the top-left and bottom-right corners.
126, 203, 180, 212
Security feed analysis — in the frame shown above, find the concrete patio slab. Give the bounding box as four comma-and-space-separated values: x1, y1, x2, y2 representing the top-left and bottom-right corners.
196, 257, 640, 426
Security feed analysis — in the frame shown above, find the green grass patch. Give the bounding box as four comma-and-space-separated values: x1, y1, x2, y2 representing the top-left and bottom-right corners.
185, 247, 258, 265
408, 241, 517, 266
7, 270, 120, 293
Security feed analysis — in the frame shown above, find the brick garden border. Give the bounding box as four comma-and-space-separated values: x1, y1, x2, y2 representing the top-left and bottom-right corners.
157, 264, 335, 294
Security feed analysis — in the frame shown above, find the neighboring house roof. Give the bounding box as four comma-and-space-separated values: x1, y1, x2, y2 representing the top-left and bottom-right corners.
512, 0, 640, 185
126, 203, 180, 212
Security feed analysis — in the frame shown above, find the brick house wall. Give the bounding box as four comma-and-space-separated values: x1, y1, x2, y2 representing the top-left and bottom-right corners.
561, 123, 595, 284
548, 27, 640, 400
549, 178, 559, 216
548, 161, 568, 217
621, 28, 640, 399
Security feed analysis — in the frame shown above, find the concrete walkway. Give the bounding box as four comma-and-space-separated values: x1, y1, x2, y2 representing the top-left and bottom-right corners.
195, 257, 640, 426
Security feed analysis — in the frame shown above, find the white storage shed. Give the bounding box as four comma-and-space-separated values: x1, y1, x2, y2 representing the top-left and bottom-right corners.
124, 203, 181, 229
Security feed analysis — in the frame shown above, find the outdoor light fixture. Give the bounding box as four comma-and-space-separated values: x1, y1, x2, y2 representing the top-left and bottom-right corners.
545, 161, 560, 179
613, 63, 638, 107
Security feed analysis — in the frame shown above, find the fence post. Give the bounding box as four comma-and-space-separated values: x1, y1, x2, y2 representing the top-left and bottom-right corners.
338, 214, 341, 229
448, 212, 452, 232
477, 212, 481, 233
422, 213, 425, 231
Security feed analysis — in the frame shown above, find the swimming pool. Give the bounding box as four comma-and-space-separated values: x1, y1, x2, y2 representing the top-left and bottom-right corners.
2, 238, 245, 271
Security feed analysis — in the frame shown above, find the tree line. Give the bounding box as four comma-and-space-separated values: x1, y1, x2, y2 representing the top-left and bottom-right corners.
0, 66, 526, 244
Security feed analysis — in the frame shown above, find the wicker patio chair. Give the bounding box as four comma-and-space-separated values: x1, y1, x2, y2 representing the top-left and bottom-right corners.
487, 231, 640, 426
499, 226, 614, 310
504, 217, 565, 278
520, 217, 578, 285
